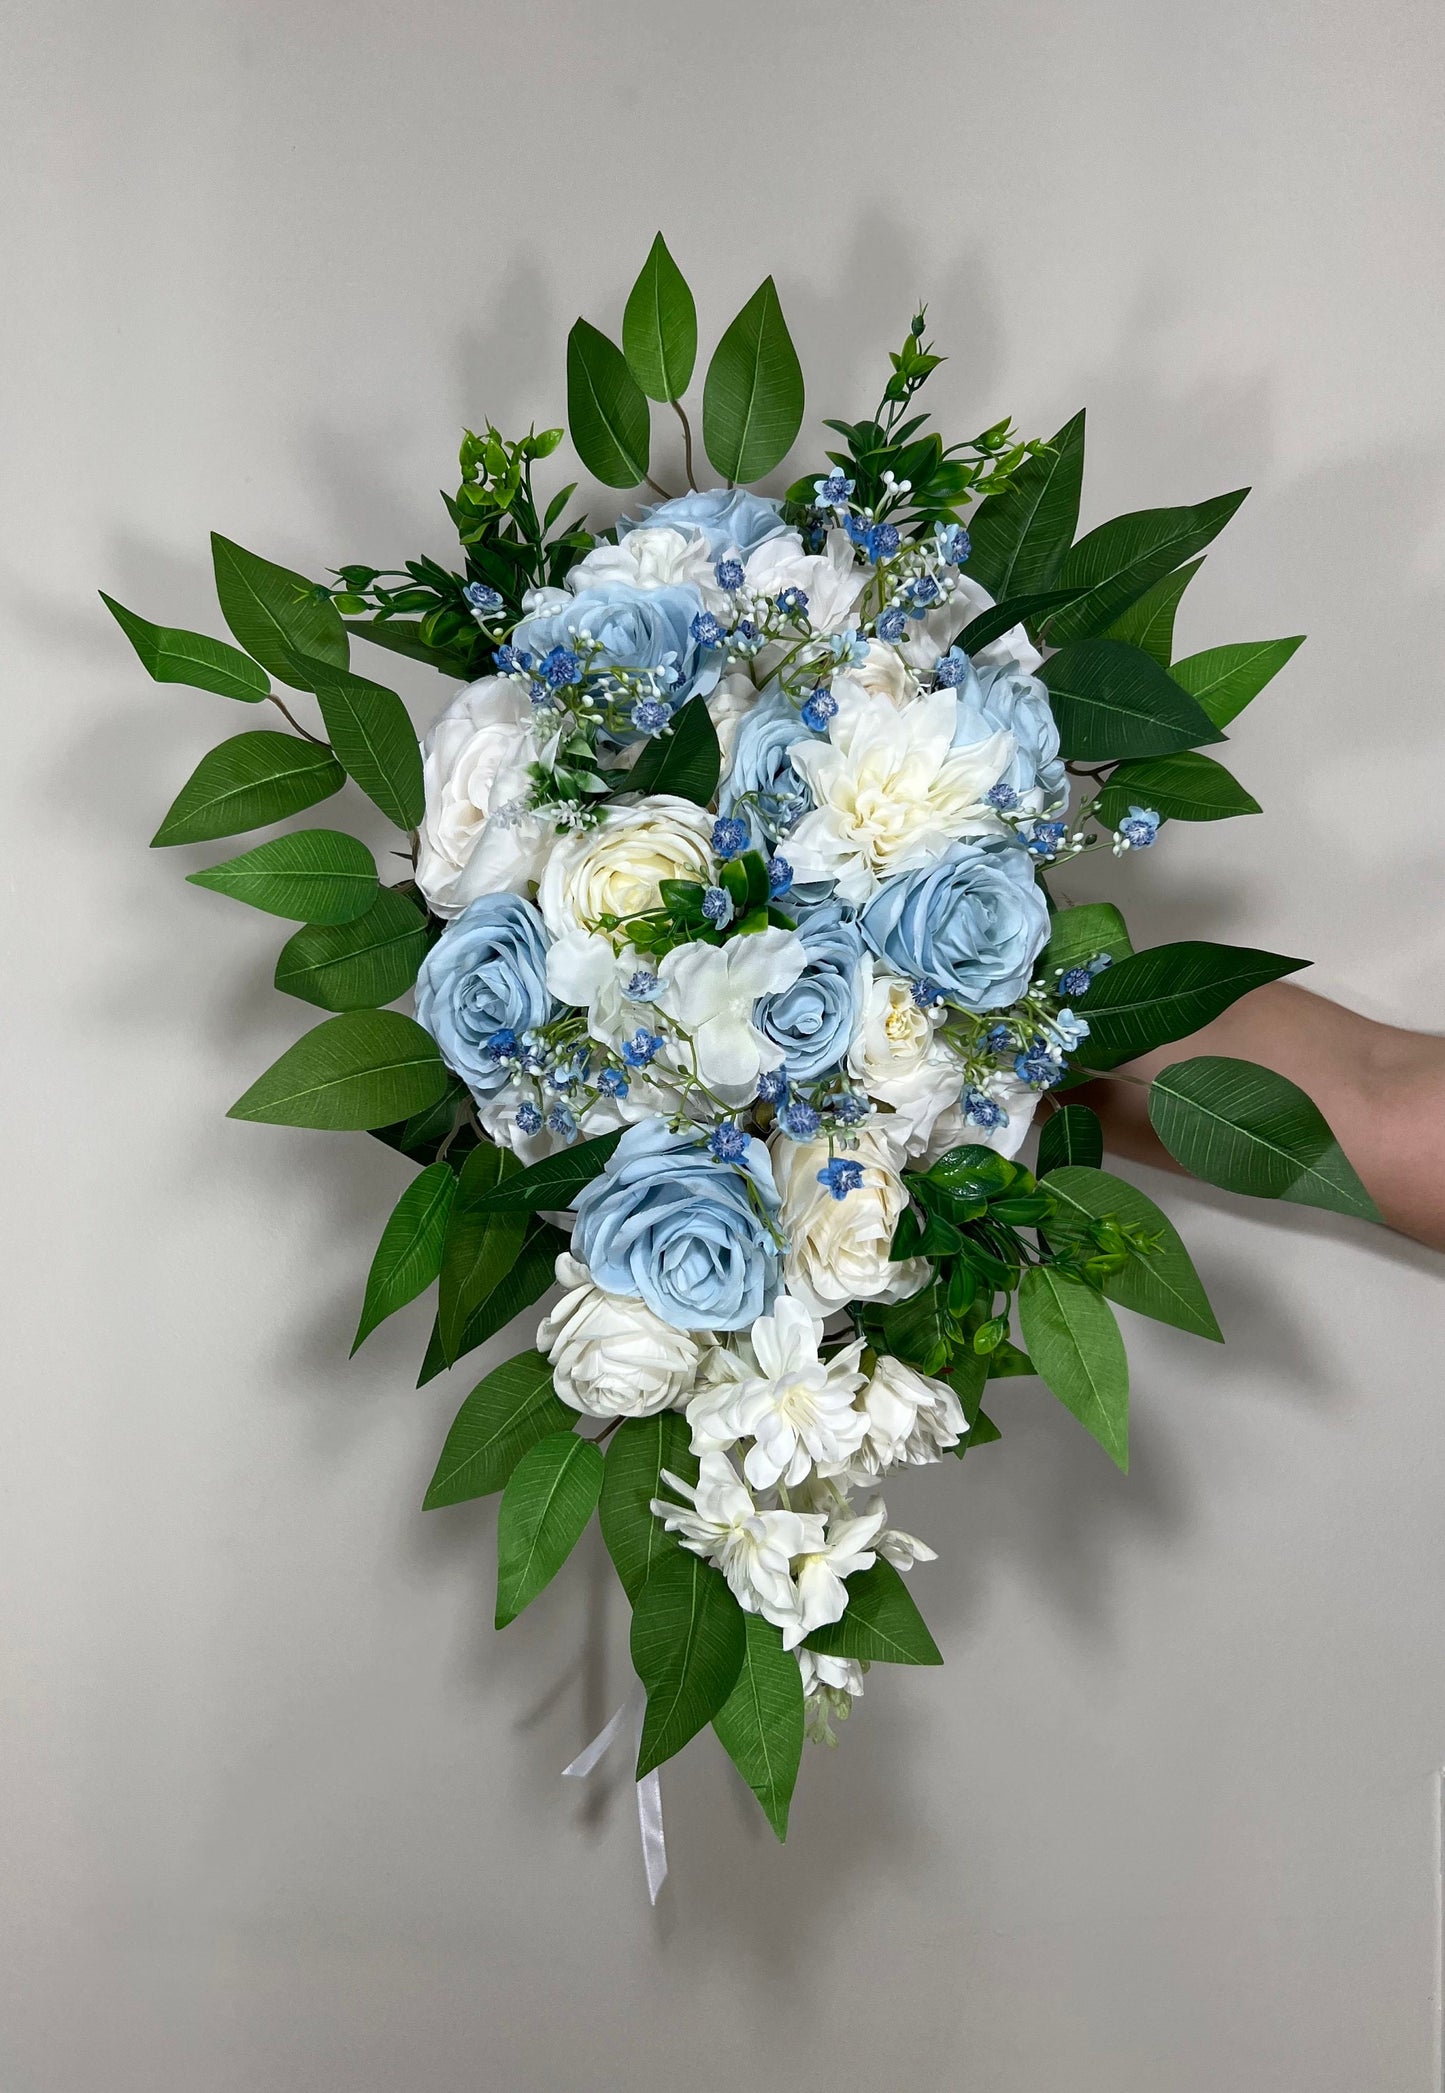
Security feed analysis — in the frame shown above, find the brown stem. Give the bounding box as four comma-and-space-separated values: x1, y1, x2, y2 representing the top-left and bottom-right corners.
670, 399, 697, 490
643, 473, 675, 502
268, 693, 328, 746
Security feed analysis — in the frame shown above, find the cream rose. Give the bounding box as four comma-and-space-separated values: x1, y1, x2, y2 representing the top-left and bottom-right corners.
846, 963, 966, 1159
537, 1253, 701, 1418
772, 1124, 929, 1317
538, 794, 715, 937
414, 677, 552, 917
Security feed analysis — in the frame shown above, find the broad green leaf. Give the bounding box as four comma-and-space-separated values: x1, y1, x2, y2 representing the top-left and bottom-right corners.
101, 593, 270, 701
228, 1010, 449, 1130
352, 1163, 456, 1353
804, 1559, 942, 1665
880, 1278, 951, 1377
345, 617, 473, 679
1017, 1266, 1130, 1470
985, 1347, 1032, 1381
1076, 940, 1306, 1069
417, 1217, 569, 1386
1171, 636, 1305, 728
456, 1130, 622, 1215
211, 533, 347, 690
1042, 1165, 1222, 1341
1104, 557, 1204, 666
1047, 490, 1248, 646
619, 695, 721, 805
1040, 641, 1224, 761
1095, 751, 1260, 828
955, 584, 1089, 657
187, 828, 377, 923
274, 886, 430, 1011
423, 1350, 575, 1509
963, 409, 1085, 598
1148, 1056, 1380, 1222
702, 276, 805, 484
713, 1613, 804, 1842
567, 319, 652, 489
495, 1433, 603, 1628
293, 658, 425, 831
1037, 1103, 1104, 1175
438, 1144, 526, 1363
622, 232, 697, 402
1040, 901, 1133, 983
632, 1550, 747, 1778
966, 1408, 1003, 1442
600, 1413, 698, 1603
151, 731, 344, 846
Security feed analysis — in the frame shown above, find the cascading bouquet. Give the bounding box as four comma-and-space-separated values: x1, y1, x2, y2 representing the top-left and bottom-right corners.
111, 236, 1378, 1850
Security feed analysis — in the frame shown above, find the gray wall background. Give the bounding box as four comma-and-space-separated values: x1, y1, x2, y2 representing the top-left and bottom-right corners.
3, 3, 1444, 2087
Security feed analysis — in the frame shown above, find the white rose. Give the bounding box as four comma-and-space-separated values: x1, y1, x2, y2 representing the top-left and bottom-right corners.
656, 927, 806, 1105
538, 1252, 701, 1418
785, 686, 1014, 904
563, 525, 727, 610
743, 527, 868, 636
772, 1124, 929, 1317
707, 664, 764, 765
538, 794, 715, 937
897, 575, 1043, 677
844, 643, 922, 709
414, 678, 553, 917
847, 963, 967, 1161
851, 1355, 966, 1479
918, 1070, 1040, 1168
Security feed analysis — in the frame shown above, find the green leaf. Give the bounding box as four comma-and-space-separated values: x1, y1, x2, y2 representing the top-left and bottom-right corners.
187, 828, 377, 923
566, 319, 652, 490
101, 593, 270, 702
954, 585, 1089, 657
702, 276, 805, 484
622, 232, 697, 402
1171, 637, 1306, 728
1095, 751, 1261, 828
1104, 557, 1204, 666
1148, 1057, 1380, 1222
1017, 1266, 1130, 1470
352, 1162, 456, 1353
599, 1412, 698, 1603
620, 695, 721, 805
423, 1350, 575, 1509
292, 658, 424, 831
880, 1278, 951, 1377
1075, 940, 1307, 1069
495, 1433, 603, 1628
713, 1613, 804, 1842
1037, 1103, 1104, 1175
631, 1550, 747, 1778
346, 617, 472, 679
1040, 641, 1225, 761
963, 409, 1085, 598
1040, 901, 1133, 983
274, 886, 430, 1011
966, 1408, 1004, 1442
1042, 1165, 1222, 1341
416, 1217, 570, 1386
454, 1130, 622, 1216
1047, 490, 1249, 646
228, 1010, 450, 1130
804, 1559, 942, 1665
438, 1144, 526, 1364
211, 533, 347, 690
151, 731, 344, 846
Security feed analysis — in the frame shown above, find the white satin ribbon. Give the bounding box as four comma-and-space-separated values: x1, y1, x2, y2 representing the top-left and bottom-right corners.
562, 1683, 667, 1905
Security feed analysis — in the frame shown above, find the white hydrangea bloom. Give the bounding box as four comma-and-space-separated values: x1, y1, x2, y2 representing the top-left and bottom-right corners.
655, 927, 806, 1105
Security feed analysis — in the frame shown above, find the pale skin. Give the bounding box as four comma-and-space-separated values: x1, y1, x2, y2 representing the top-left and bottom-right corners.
1068, 983, 1445, 1253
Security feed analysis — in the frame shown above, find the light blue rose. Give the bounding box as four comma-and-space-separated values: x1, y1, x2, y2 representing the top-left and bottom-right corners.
413, 893, 551, 1099
718, 685, 813, 846
627, 487, 788, 559
860, 839, 1050, 1012
953, 661, 1067, 811
571, 1118, 782, 1332
753, 901, 865, 1082
512, 582, 720, 704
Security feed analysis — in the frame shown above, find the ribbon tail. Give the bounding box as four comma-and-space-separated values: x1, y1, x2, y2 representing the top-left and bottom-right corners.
561, 1684, 668, 1904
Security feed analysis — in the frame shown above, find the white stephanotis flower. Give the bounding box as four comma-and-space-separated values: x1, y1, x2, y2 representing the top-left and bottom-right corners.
876, 1524, 939, 1570
743, 527, 868, 636
414, 677, 553, 917
651, 1451, 821, 1648
797, 1646, 865, 1704
772, 1122, 929, 1317
562, 525, 728, 611
784, 686, 1014, 904
794, 1501, 886, 1637
850, 1355, 968, 1481
538, 1253, 701, 1418
685, 1294, 869, 1490
538, 794, 715, 937
897, 572, 1043, 677
655, 927, 806, 1104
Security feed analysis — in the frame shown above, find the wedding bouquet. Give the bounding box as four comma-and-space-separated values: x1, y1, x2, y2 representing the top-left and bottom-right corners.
111, 237, 1377, 1850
